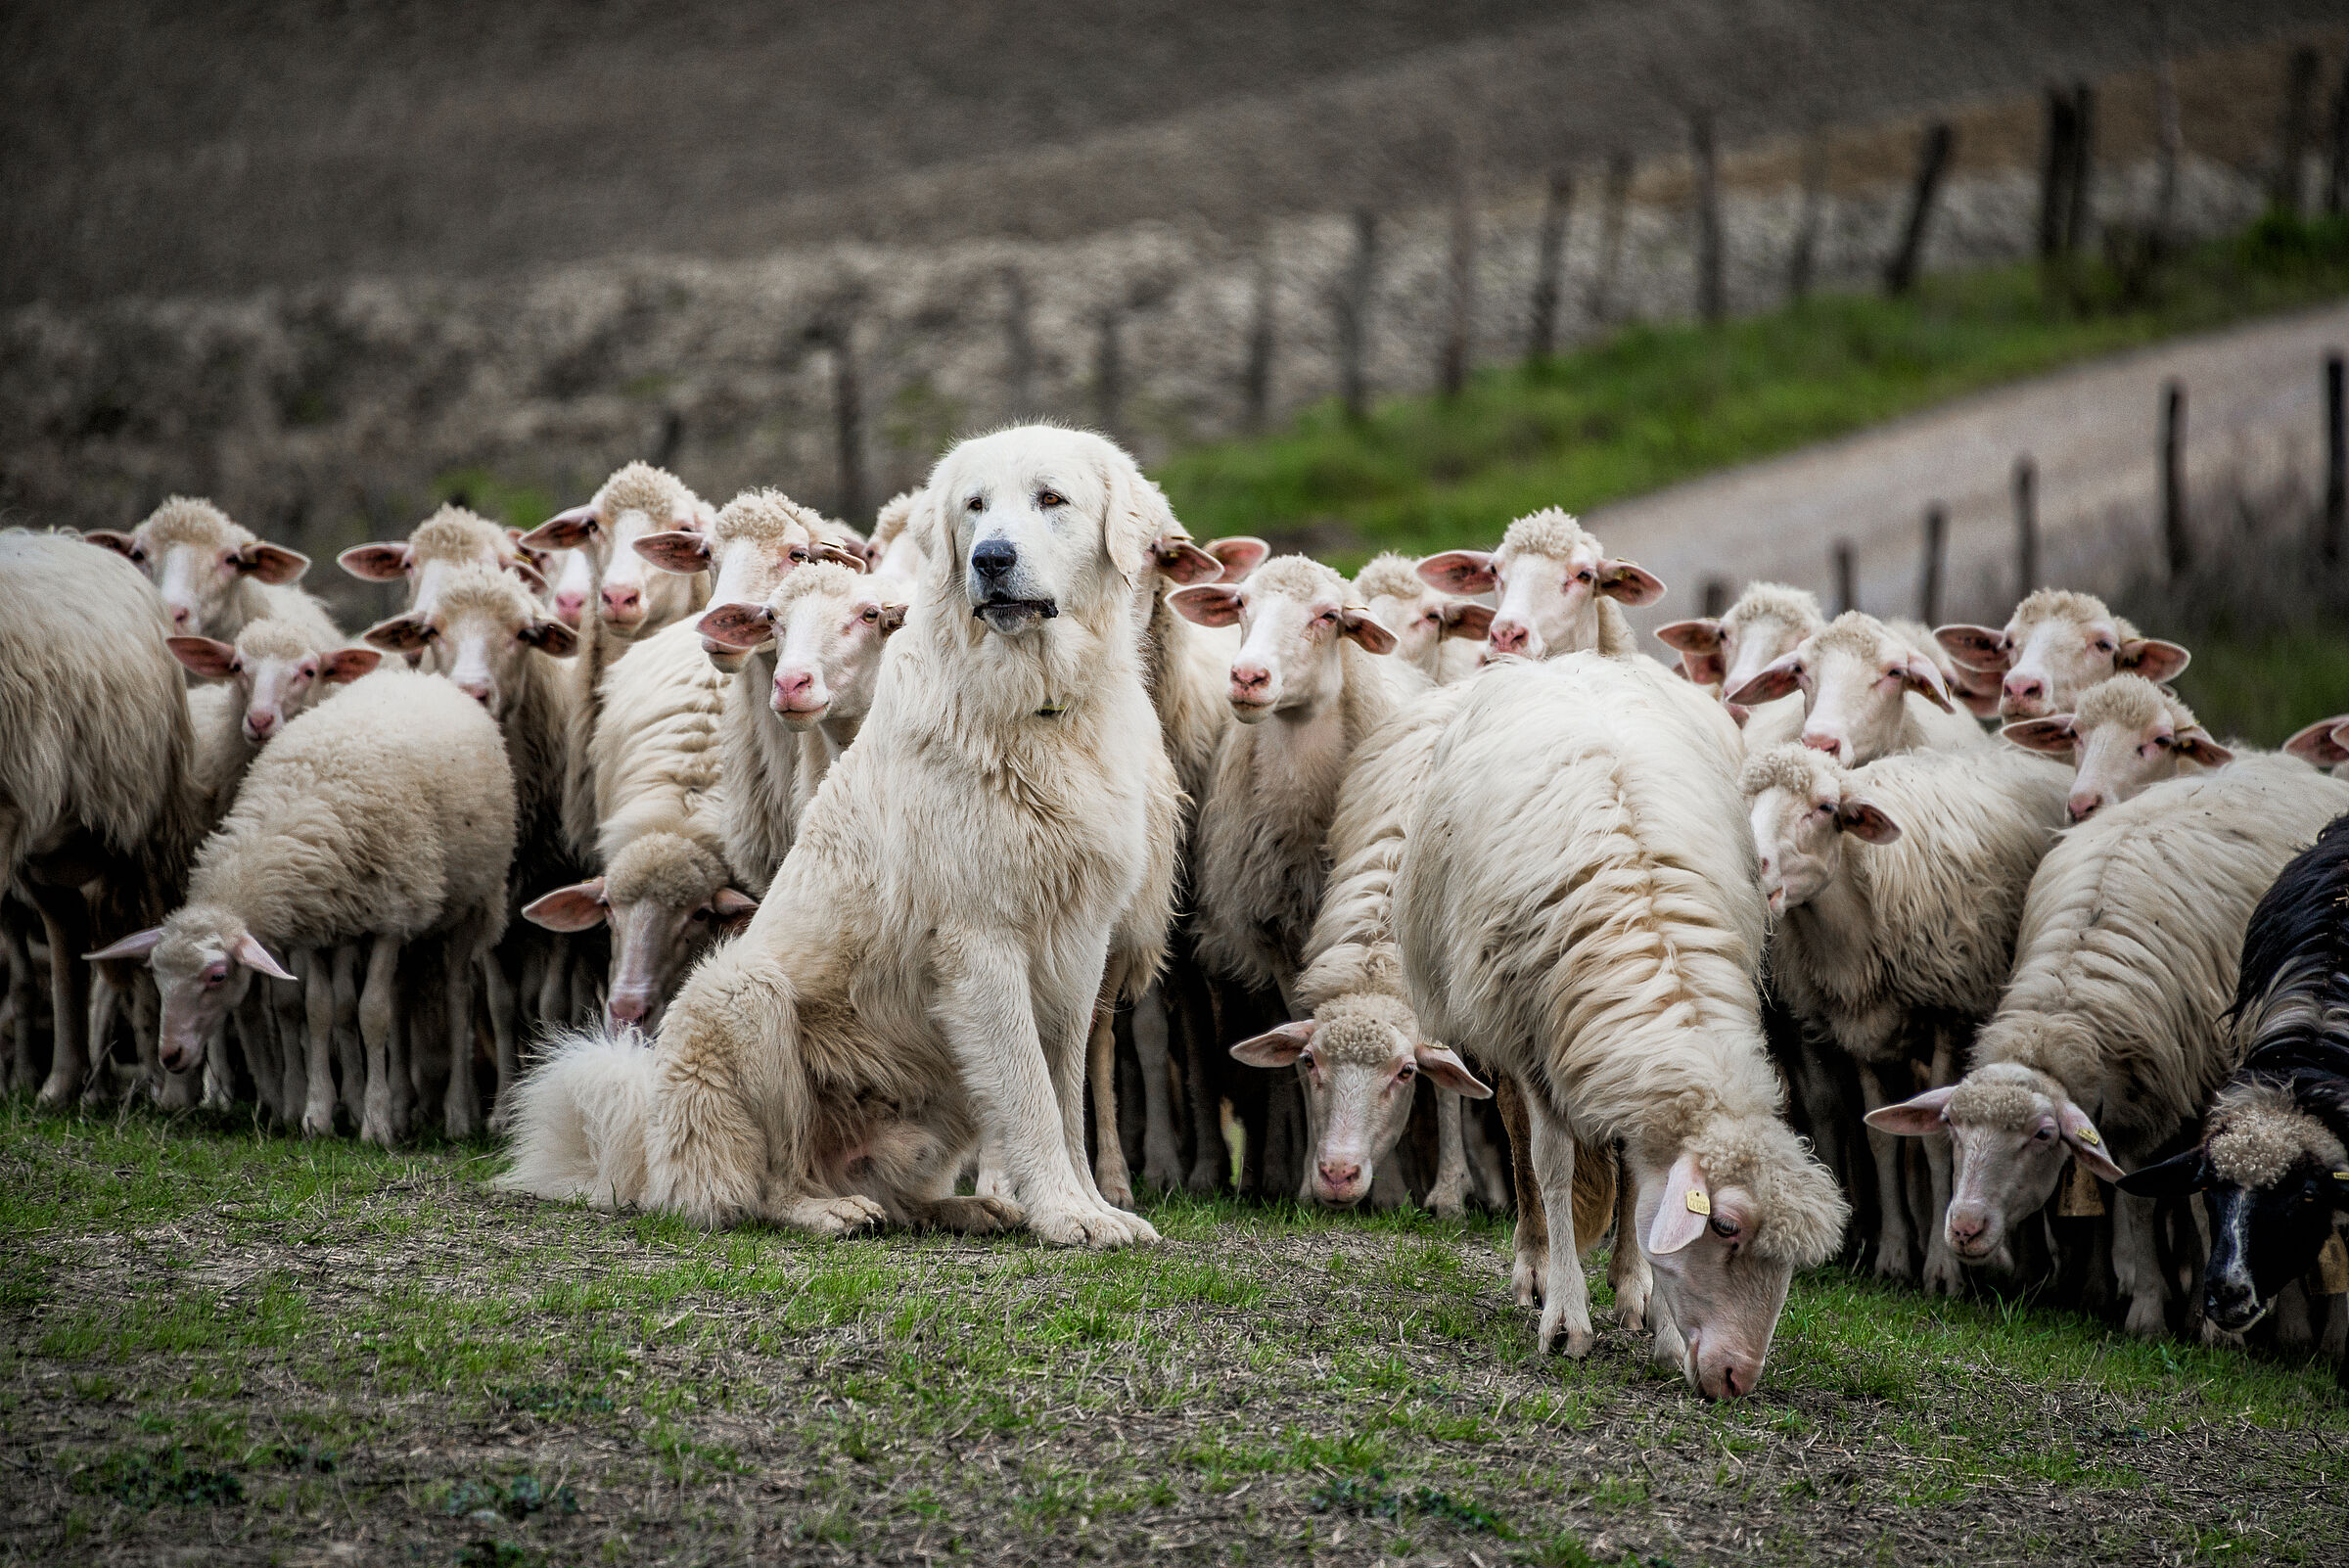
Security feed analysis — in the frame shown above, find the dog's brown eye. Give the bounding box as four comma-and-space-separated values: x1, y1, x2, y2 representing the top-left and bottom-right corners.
1037, 490, 1066, 509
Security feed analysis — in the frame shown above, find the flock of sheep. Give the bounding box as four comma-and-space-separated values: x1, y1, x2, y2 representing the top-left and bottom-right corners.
6, 422, 2349, 1403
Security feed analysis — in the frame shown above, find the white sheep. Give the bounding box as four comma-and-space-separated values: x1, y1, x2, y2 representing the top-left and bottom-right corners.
1742, 742, 2072, 1291
1935, 588, 2189, 720
2000, 674, 2233, 822
519, 462, 713, 645
2, 532, 206, 1109
1352, 551, 1492, 684
338, 505, 547, 617
634, 486, 856, 673
169, 622, 383, 823
84, 496, 338, 646
88, 666, 516, 1146
524, 615, 758, 1035
2282, 712, 2349, 770
1654, 581, 1824, 734
500, 425, 1178, 1249
1869, 753, 2349, 1336
1414, 509, 1662, 663
549, 549, 594, 629
1396, 654, 1846, 1399
1727, 610, 1983, 766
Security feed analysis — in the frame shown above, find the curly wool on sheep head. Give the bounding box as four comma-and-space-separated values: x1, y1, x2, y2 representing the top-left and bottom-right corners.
2001, 673, 2230, 823
1168, 554, 1397, 719
1413, 509, 1662, 662
84, 496, 309, 635
1936, 588, 2189, 720
85, 903, 295, 1077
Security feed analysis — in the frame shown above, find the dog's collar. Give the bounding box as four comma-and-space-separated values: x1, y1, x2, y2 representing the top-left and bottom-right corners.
1036, 700, 1067, 718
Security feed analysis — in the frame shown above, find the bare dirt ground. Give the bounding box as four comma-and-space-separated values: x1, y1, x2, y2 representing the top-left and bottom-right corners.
3, 1107, 2343, 1566
1590, 299, 2349, 630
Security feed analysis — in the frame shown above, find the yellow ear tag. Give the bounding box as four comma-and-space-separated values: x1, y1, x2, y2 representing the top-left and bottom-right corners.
2074, 1127, 2100, 1146
1684, 1188, 1711, 1217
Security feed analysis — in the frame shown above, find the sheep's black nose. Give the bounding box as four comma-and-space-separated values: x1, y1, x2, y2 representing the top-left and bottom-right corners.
971, 538, 1018, 581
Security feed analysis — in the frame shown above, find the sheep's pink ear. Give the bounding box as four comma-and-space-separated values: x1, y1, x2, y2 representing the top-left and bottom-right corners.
1415, 549, 1497, 596
2284, 715, 2349, 767
709, 888, 760, 933
1339, 608, 1398, 655
697, 603, 774, 649
877, 602, 909, 636
231, 933, 297, 982
1726, 653, 1803, 707
1834, 797, 1902, 844
1412, 1043, 1492, 1098
518, 619, 577, 657
813, 540, 869, 573
237, 542, 310, 584
166, 635, 240, 679
84, 530, 143, 562
1947, 663, 2004, 718
1229, 1020, 1315, 1068
2056, 1098, 2125, 1181
338, 542, 413, 582
1898, 657, 1955, 713
506, 528, 552, 573
362, 614, 434, 654
1596, 559, 1666, 606
1935, 624, 2010, 671
1865, 1085, 1957, 1137
2001, 715, 2077, 755
2174, 727, 2232, 769
632, 530, 710, 576
511, 560, 548, 594
318, 647, 382, 684
2116, 637, 2189, 683
1646, 1151, 1712, 1256
84, 927, 164, 963
1652, 619, 1726, 686
1441, 601, 1495, 642
1151, 537, 1222, 586
1206, 536, 1268, 582
524, 879, 609, 933
520, 503, 599, 552
1168, 584, 1244, 628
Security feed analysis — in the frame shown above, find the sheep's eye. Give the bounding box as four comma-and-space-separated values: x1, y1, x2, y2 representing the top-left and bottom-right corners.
790, 547, 809, 563
299, 664, 316, 678
1317, 610, 1339, 623
1576, 570, 1594, 583
130, 547, 148, 564
2095, 638, 2114, 653
1037, 490, 1066, 509
1709, 1215, 1740, 1239
2033, 1125, 2055, 1141
860, 606, 879, 623
1397, 1062, 1416, 1080
690, 906, 714, 922
2153, 733, 2174, 750
201, 963, 227, 988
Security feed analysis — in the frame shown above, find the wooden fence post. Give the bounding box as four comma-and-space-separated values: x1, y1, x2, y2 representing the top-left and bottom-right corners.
1243, 235, 1276, 433
2325, 351, 2345, 565
652, 409, 684, 471
1691, 110, 1724, 324
1586, 152, 1633, 323
1002, 267, 1036, 414
1441, 139, 1478, 396
1918, 503, 1947, 625
1884, 122, 1955, 296
1702, 577, 1731, 619
1788, 132, 1826, 304
2152, 53, 2183, 254
2329, 57, 2349, 216
2037, 88, 2075, 260
1093, 305, 1124, 440
1833, 542, 1857, 616
1337, 208, 1378, 424
2013, 455, 2039, 601
2063, 83, 2096, 257
1526, 168, 1574, 363
824, 323, 866, 524
2274, 45, 2321, 216
2162, 379, 2189, 576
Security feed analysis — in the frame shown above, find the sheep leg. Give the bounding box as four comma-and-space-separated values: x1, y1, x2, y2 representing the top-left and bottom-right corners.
299, 948, 337, 1136
1173, 961, 1227, 1194
81, 970, 124, 1107
1607, 1145, 1652, 1332
347, 935, 396, 1147
1425, 1087, 1472, 1219
1465, 1101, 1513, 1214
1496, 1073, 1548, 1307
200, 1015, 235, 1110
1524, 1097, 1593, 1357
533, 938, 568, 1029
1086, 991, 1135, 1210
235, 991, 279, 1123
1856, 1063, 1918, 1281
442, 932, 483, 1138
482, 951, 520, 1134
130, 971, 161, 1094
1132, 983, 1183, 1192
1918, 1027, 1965, 1297
1782, 1035, 1849, 1192
5, 916, 39, 1095
327, 943, 362, 1126
27, 884, 91, 1108
270, 967, 307, 1124
2112, 1187, 2170, 1338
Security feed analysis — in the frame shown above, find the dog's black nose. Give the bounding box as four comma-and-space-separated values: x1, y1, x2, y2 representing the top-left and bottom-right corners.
971, 538, 1018, 581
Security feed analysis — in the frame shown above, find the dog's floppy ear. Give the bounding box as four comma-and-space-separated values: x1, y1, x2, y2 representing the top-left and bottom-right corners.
1095, 441, 1171, 586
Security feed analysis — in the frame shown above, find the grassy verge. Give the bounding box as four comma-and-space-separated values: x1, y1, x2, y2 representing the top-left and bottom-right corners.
4, 1102, 2343, 1565
1155, 214, 2349, 566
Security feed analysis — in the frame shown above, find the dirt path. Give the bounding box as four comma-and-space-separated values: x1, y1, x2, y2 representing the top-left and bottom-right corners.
1593, 300, 2349, 630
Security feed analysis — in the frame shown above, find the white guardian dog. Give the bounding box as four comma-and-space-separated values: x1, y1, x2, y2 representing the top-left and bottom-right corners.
499, 426, 1183, 1247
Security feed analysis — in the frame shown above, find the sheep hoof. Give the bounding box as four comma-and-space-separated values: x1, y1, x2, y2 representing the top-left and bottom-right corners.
300, 1108, 335, 1138
1613, 1287, 1650, 1335
1028, 1200, 1159, 1249
1096, 1173, 1136, 1210
1510, 1252, 1546, 1308
1539, 1311, 1594, 1360
1425, 1184, 1467, 1220
34, 1080, 75, 1111
2124, 1299, 2169, 1339
1183, 1165, 1222, 1197
1872, 1249, 1916, 1284
1921, 1253, 1967, 1298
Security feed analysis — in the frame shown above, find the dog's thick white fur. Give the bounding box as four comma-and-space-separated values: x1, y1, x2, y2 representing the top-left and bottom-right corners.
499, 426, 1178, 1247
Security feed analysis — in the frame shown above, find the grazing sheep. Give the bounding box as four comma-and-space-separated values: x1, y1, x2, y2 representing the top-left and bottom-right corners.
2120, 813, 2349, 1377
1727, 611, 1982, 767
499, 425, 1177, 1249
519, 462, 713, 645
1935, 588, 2189, 720
84, 496, 337, 646
1743, 742, 2072, 1290
87, 667, 516, 1146
2001, 674, 2233, 822
1415, 510, 1662, 663
1397, 655, 1847, 1399
1870, 754, 2349, 1336
2, 532, 205, 1108
635, 487, 854, 673
338, 505, 546, 618
1353, 552, 1492, 684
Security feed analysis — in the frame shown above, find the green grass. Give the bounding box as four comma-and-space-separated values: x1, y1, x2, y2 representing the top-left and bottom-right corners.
3, 1102, 2344, 1564
1155, 213, 2349, 567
